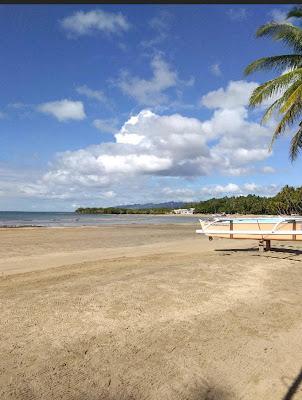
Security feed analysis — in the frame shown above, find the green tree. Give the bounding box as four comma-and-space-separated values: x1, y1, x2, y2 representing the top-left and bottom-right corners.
244, 7, 302, 160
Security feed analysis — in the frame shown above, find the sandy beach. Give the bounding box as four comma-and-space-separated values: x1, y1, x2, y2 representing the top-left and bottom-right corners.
0, 223, 301, 399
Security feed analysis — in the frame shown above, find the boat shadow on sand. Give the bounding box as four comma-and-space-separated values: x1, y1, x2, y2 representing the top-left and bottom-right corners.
215, 246, 302, 256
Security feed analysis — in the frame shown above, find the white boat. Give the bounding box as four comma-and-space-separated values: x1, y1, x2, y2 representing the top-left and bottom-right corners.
196, 216, 302, 245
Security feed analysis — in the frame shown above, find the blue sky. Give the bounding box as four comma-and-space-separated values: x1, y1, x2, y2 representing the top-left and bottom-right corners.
1, 4, 301, 211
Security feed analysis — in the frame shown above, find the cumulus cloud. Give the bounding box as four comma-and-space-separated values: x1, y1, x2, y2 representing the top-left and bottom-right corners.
18, 80, 276, 205
41, 110, 208, 189
60, 9, 130, 37
40, 89, 271, 186
116, 55, 188, 106
93, 118, 119, 134
0, 163, 280, 210
200, 80, 258, 109
38, 99, 86, 121
76, 85, 107, 102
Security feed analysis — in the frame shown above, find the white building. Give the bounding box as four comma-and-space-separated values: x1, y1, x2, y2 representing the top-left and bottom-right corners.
173, 208, 195, 215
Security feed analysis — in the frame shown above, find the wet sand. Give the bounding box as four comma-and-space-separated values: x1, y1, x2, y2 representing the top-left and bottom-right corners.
0, 223, 301, 399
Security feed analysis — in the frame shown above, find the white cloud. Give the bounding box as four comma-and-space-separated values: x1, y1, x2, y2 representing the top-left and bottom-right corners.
103, 190, 116, 198
162, 187, 195, 198
76, 85, 106, 102
160, 182, 280, 202
17, 80, 276, 206
200, 80, 258, 109
38, 99, 86, 121
200, 182, 279, 198
60, 9, 130, 37
226, 8, 248, 21
201, 183, 240, 196
262, 166, 275, 174
242, 183, 279, 196
197, 182, 279, 198
42, 109, 209, 186
40, 87, 272, 186
141, 10, 173, 48
0, 163, 280, 209
116, 55, 180, 106
268, 9, 289, 23
150, 10, 172, 32
210, 63, 222, 77
93, 118, 118, 134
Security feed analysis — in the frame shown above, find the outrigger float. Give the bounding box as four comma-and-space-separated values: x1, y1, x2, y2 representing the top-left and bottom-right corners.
196, 216, 302, 251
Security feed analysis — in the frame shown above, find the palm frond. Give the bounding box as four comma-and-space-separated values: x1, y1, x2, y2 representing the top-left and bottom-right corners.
244, 55, 302, 76
262, 79, 302, 122
256, 23, 302, 53
287, 7, 302, 19
261, 98, 284, 123
280, 83, 302, 113
270, 103, 302, 149
249, 68, 302, 107
290, 124, 302, 161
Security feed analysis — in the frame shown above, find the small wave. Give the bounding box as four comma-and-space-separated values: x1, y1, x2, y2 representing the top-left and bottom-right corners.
0, 224, 44, 228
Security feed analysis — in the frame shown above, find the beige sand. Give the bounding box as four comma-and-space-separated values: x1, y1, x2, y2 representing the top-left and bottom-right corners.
0, 223, 301, 400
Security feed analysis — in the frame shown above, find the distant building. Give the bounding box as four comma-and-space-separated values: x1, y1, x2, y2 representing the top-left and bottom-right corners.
173, 208, 195, 215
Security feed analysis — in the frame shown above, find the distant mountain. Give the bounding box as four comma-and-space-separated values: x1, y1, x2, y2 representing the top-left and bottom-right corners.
114, 201, 187, 209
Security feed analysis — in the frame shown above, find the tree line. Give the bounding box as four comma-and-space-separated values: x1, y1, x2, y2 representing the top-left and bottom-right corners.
75, 207, 172, 215
76, 185, 302, 215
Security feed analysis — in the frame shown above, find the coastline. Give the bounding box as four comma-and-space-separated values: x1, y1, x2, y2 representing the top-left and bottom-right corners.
0, 212, 199, 229
0, 212, 283, 229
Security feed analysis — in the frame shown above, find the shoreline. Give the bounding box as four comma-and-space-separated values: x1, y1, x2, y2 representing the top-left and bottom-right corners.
0, 213, 284, 229
0, 213, 199, 229
0, 222, 196, 230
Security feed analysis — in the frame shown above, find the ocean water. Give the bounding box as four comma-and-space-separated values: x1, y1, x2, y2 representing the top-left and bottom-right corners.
0, 211, 198, 227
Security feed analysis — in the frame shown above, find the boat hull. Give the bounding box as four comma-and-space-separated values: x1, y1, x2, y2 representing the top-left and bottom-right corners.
198, 219, 302, 241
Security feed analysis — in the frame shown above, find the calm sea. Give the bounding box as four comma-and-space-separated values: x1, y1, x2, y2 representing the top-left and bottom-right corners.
0, 211, 199, 227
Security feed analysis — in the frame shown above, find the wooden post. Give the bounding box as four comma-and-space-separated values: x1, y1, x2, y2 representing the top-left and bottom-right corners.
258, 240, 264, 252
293, 220, 296, 241
259, 239, 271, 252
265, 240, 271, 251
230, 220, 233, 239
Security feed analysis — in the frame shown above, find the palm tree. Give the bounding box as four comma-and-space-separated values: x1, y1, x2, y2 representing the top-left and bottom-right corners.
244, 7, 302, 160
